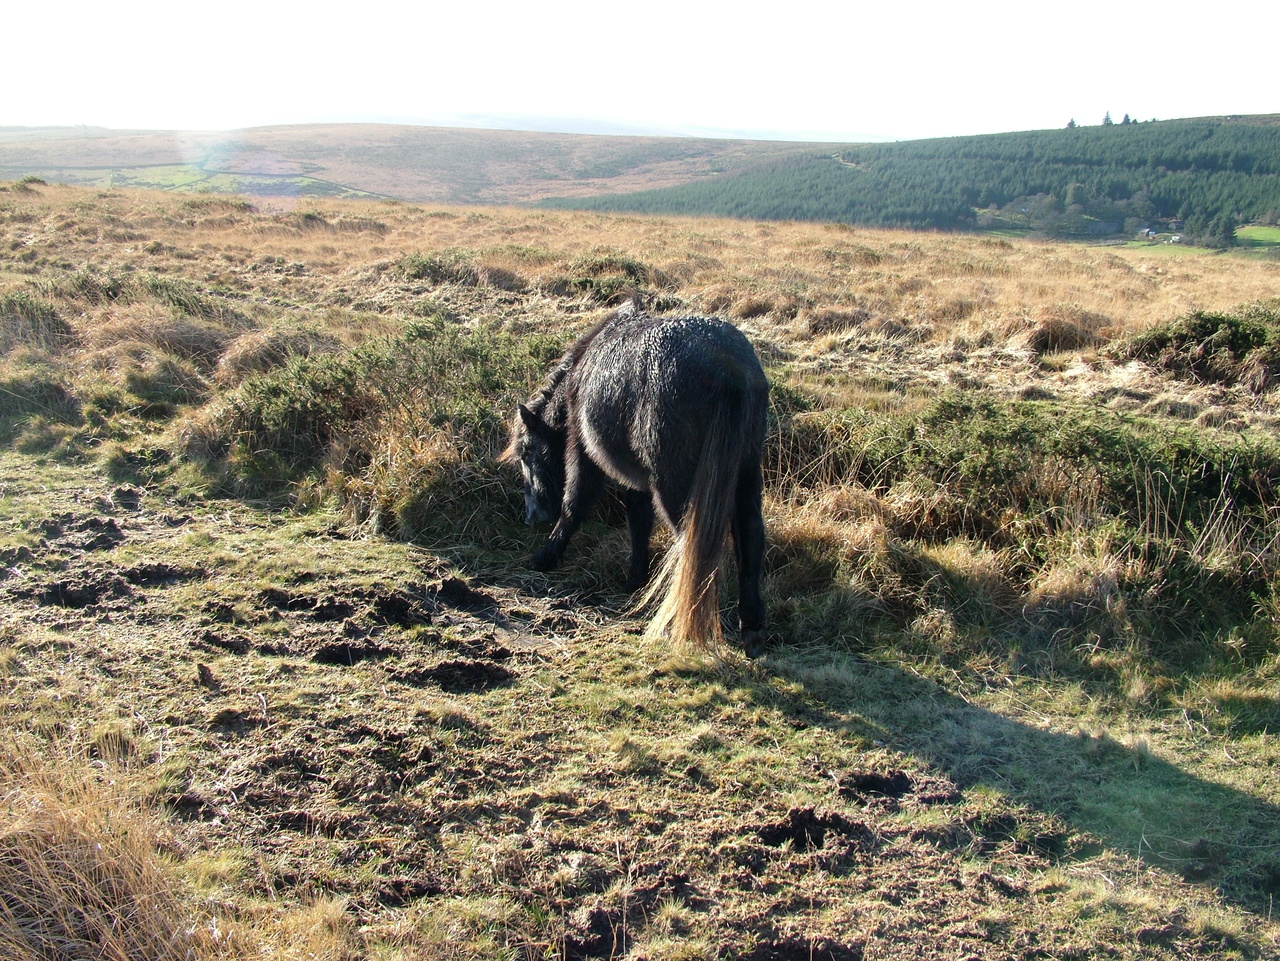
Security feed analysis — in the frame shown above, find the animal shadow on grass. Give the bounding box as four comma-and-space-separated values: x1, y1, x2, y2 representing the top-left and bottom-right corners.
751, 648, 1280, 918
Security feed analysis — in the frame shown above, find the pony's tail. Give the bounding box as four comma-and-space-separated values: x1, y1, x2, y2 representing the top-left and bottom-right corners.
642, 399, 748, 648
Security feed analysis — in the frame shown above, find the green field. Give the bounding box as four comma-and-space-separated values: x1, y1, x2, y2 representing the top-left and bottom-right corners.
2, 162, 381, 199
1237, 224, 1280, 248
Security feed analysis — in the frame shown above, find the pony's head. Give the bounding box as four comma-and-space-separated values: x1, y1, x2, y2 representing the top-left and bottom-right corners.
499, 403, 564, 525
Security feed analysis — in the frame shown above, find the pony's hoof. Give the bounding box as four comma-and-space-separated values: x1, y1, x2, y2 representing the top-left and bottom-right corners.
530, 547, 560, 571
739, 629, 768, 659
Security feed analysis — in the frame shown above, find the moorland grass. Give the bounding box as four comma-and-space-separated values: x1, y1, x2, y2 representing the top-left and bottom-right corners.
3, 183, 1277, 688
2, 183, 1279, 958
0, 734, 242, 961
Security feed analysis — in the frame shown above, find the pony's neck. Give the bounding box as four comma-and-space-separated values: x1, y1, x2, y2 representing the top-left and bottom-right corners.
530, 369, 571, 430
530, 316, 612, 430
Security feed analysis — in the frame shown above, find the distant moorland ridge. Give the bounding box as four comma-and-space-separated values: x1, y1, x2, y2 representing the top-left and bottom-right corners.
4, 115, 1279, 242
0, 123, 828, 205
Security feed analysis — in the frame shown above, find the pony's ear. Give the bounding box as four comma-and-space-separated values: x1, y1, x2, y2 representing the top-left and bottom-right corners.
499, 404, 541, 465
518, 404, 545, 435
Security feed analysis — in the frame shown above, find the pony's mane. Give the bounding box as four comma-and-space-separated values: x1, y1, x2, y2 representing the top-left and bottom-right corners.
526, 315, 613, 425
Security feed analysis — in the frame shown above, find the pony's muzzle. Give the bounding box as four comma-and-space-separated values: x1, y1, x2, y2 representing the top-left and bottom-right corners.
524, 499, 556, 526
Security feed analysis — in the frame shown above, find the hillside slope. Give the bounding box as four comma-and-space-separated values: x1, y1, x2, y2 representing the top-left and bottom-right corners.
7, 117, 1279, 243
544, 115, 1280, 239
0, 124, 830, 204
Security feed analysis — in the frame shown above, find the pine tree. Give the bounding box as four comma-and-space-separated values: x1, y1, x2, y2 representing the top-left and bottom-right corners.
1103, 111, 1114, 125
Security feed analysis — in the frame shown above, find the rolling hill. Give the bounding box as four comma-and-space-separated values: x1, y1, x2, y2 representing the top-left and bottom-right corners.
544, 115, 1280, 243
0, 123, 832, 205
5, 116, 1280, 244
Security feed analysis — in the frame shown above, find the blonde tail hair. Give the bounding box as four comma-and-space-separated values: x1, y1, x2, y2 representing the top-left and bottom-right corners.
640, 408, 748, 648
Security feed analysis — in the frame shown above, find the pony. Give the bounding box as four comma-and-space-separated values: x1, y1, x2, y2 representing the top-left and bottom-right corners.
501, 304, 769, 653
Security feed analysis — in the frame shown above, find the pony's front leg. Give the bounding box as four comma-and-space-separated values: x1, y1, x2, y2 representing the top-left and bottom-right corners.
531, 451, 604, 571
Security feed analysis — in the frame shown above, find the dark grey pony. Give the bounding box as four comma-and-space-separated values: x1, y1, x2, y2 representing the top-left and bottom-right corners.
501, 305, 769, 652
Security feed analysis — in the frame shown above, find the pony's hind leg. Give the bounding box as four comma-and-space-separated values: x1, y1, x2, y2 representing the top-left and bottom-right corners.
624, 489, 655, 592
731, 461, 767, 655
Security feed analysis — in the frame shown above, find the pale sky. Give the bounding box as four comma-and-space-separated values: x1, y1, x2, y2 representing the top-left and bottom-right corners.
7, 1, 1276, 141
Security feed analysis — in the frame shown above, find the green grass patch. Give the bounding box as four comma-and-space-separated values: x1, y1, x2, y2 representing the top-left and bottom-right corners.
1236, 225, 1280, 249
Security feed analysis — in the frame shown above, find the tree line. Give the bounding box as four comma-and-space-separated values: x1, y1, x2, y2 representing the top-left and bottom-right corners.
541, 116, 1280, 245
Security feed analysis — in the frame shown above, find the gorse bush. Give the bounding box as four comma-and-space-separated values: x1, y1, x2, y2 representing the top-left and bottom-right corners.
1115, 300, 1280, 392
768, 390, 1280, 664
778, 393, 1279, 529
202, 316, 566, 523
221, 351, 368, 469
547, 251, 667, 305
398, 250, 480, 285
215, 317, 561, 467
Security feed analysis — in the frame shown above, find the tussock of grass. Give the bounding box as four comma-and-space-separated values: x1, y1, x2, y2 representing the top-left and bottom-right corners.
82, 304, 234, 368
0, 736, 240, 961
140, 275, 242, 324
215, 325, 344, 385
82, 341, 210, 412
40, 266, 132, 306
398, 249, 481, 285
1015, 302, 1114, 354
0, 351, 79, 425
1, 291, 74, 352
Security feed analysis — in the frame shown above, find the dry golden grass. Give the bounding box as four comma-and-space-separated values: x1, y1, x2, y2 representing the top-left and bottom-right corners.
0, 736, 240, 961
0, 732, 376, 961
7, 185, 1277, 343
